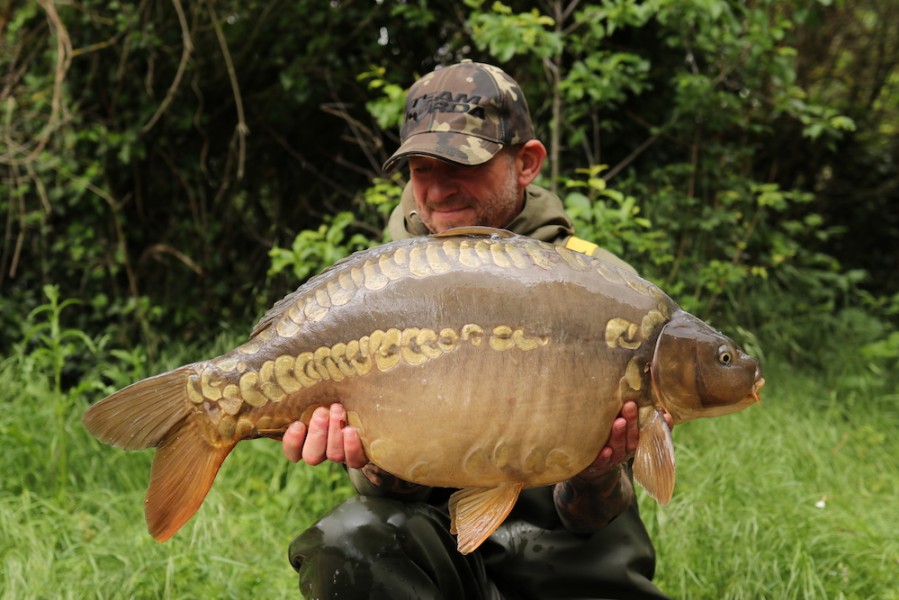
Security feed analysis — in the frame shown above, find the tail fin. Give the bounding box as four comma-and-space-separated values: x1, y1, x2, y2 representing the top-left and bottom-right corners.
83, 365, 235, 541
145, 418, 233, 541
83, 366, 196, 450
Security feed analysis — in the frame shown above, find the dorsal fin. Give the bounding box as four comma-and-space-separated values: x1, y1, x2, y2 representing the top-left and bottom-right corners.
431, 226, 516, 239
249, 250, 363, 338
250, 289, 304, 338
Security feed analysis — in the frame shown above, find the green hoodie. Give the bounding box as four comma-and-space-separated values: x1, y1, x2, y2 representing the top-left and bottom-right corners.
387, 182, 637, 273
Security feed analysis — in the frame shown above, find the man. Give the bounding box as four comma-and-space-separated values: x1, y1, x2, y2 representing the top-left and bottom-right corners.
282, 61, 669, 599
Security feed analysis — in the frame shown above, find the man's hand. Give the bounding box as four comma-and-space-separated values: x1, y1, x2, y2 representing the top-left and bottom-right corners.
581, 400, 640, 478
554, 400, 673, 532
577, 400, 674, 480
281, 404, 368, 469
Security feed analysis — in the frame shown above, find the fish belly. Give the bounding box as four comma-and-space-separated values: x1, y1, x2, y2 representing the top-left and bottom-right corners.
335, 341, 626, 489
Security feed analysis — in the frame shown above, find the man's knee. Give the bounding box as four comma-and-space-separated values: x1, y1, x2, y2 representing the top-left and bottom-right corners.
289, 496, 493, 599
290, 495, 438, 569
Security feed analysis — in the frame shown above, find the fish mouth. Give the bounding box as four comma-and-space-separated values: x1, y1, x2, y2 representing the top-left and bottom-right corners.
749, 376, 765, 404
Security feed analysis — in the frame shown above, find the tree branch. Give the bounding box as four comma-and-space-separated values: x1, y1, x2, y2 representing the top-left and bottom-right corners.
206, 0, 248, 181
0, 0, 71, 166
142, 0, 193, 134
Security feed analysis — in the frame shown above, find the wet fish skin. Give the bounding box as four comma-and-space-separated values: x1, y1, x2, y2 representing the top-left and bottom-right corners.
83, 227, 763, 554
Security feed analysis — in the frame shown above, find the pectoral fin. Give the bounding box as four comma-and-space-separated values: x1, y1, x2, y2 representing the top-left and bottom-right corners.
633, 407, 676, 504
448, 483, 523, 554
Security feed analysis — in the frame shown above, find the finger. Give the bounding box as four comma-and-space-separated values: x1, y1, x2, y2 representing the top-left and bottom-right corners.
301, 406, 331, 465
282, 421, 307, 463
343, 427, 367, 469
620, 400, 638, 423
607, 417, 628, 464
579, 446, 616, 480
592, 445, 614, 469
326, 404, 347, 463
624, 406, 640, 455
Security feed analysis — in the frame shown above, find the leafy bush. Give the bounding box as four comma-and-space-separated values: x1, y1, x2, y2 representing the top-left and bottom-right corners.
268, 212, 376, 281
2, 0, 897, 375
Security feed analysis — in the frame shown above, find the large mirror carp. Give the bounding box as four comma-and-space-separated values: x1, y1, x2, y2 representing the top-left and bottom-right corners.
83, 227, 764, 554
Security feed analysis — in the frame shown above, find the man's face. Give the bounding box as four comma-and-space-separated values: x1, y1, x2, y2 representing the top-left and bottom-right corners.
408, 152, 523, 233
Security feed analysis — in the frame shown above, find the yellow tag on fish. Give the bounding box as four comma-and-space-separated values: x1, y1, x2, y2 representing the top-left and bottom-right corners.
564, 236, 599, 256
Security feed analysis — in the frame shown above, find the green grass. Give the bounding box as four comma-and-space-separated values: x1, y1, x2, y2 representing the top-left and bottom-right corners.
0, 341, 354, 599
641, 360, 899, 599
2, 347, 897, 599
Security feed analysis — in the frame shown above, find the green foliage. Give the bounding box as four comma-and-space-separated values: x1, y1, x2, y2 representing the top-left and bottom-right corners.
268, 212, 375, 281
359, 66, 411, 132
0, 0, 460, 353
363, 174, 405, 228
267, 172, 403, 282
562, 165, 657, 260
3, 0, 897, 364
860, 293, 899, 367
466, 1, 562, 61
560, 51, 651, 106
266, 170, 403, 281
12, 285, 102, 501
18, 285, 97, 396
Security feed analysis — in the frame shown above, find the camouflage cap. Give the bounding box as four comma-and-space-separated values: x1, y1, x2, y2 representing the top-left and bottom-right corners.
382, 61, 536, 173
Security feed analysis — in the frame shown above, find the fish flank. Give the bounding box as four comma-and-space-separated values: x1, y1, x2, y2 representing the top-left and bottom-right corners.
458, 240, 482, 268
490, 244, 512, 269
426, 243, 451, 272
202, 324, 550, 416
554, 246, 590, 271
255, 236, 638, 349
409, 246, 431, 277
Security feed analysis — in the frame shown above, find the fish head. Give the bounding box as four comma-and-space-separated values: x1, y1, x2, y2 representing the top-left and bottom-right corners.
651, 311, 764, 424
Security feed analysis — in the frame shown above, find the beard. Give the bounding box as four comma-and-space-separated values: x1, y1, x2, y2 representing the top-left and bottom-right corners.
471, 168, 523, 228
419, 158, 523, 233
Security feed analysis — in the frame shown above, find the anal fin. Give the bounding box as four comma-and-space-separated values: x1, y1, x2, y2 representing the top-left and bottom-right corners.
448, 483, 522, 554
633, 407, 676, 504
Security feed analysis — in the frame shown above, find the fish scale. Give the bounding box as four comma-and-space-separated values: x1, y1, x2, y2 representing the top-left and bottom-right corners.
256, 234, 608, 337
83, 226, 764, 555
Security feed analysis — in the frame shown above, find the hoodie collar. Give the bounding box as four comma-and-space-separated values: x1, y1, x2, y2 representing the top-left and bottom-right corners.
386, 183, 574, 243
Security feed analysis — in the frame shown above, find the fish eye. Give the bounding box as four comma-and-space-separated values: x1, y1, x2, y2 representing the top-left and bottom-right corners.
718, 345, 733, 365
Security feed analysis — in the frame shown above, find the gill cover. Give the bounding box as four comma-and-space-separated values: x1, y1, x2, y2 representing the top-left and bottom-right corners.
651, 311, 761, 424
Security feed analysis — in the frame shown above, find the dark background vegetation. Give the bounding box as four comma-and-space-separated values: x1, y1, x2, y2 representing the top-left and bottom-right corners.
2, 0, 897, 378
